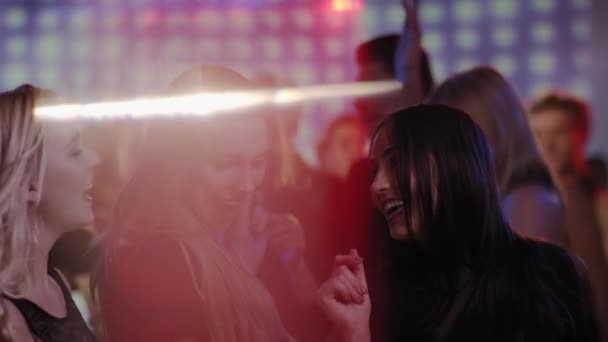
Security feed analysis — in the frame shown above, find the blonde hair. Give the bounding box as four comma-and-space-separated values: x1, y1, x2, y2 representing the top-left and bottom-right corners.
0, 85, 54, 340
429, 66, 550, 194
94, 66, 293, 342
0, 85, 50, 294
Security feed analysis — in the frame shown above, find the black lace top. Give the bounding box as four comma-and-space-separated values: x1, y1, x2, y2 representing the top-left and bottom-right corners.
4, 268, 97, 342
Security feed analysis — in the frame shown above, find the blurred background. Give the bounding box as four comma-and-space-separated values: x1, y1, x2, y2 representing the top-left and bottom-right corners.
0, 0, 605, 162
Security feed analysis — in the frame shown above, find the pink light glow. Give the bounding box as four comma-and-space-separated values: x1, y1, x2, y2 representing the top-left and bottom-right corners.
331, 0, 363, 12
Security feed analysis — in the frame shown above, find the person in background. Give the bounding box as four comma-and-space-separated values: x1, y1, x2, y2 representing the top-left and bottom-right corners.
529, 93, 591, 185
587, 157, 608, 261
0, 85, 98, 342
254, 73, 311, 192
83, 120, 146, 233
529, 92, 608, 340
250, 73, 374, 341
366, 104, 596, 341
588, 157, 608, 261
354, 0, 433, 133
295, 115, 369, 284
429, 66, 566, 247
588, 157, 607, 192
317, 116, 367, 182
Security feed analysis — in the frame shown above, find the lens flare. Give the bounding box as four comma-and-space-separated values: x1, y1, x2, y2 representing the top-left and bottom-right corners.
34, 81, 401, 121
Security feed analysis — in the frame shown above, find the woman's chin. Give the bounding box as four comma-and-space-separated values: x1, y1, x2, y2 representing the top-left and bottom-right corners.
389, 226, 409, 240
75, 210, 95, 230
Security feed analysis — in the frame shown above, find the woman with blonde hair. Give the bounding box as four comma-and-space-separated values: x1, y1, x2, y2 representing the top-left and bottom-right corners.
428, 66, 566, 246
0, 85, 98, 341
94, 66, 369, 342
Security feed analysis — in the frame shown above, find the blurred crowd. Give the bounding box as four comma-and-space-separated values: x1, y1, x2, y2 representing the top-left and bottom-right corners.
1, 1, 608, 342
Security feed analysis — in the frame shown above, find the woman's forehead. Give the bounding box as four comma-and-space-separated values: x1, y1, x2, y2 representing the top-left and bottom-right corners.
43, 122, 81, 144
370, 126, 390, 157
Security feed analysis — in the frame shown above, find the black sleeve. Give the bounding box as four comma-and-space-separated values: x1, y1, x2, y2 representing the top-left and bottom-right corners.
537, 243, 600, 342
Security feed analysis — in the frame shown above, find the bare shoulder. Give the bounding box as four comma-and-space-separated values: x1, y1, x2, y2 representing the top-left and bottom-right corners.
0, 297, 35, 342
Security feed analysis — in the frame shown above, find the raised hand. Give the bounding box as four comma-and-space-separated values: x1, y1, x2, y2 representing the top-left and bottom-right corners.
318, 249, 371, 342
395, 0, 423, 87
403, 0, 420, 39
394, 0, 425, 105
265, 213, 306, 265
226, 193, 268, 274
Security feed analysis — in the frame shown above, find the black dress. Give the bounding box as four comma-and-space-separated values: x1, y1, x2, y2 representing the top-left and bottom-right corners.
4, 268, 97, 342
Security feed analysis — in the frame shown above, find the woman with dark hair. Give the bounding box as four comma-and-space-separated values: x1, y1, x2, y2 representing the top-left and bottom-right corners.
364, 104, 595, 341
429, 67, 608, 340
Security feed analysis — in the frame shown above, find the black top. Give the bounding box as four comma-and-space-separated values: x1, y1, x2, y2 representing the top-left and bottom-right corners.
4, 268, 97, 342
372, 239, 598, 342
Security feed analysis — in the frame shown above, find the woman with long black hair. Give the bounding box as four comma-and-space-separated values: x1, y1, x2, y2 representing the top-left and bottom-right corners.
363, 104, 596, 341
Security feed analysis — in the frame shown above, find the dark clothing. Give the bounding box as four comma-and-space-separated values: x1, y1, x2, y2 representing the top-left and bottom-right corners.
338, 159, 597, 342
374, 239, 598, 342
4, 268, 97, 342
268, 170, 341, 282
49, 230, 95, 276
267, 162, 379, 340
268, 168, 371, 283
266, 155, 379, 282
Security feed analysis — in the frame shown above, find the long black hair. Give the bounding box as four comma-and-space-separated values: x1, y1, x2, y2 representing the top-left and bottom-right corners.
373, 104, 515, 272
370, 104, 591, 341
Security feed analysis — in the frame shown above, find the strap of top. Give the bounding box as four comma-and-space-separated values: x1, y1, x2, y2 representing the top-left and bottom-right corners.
3, 268, 97, 342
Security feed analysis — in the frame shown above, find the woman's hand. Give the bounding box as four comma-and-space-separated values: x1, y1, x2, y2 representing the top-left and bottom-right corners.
227, 193, 268, 274
265, 213, 306, 264
318, 250, 371, 342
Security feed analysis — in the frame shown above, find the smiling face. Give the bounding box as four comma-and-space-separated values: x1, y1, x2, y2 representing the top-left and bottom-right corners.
38, 123, 99, 234
196, 116, 270, 227
369, 126, 420, 240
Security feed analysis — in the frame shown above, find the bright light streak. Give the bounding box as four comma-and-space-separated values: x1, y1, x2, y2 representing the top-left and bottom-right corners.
34, 81, 401, 121
273, 81, 399, 104
331, 0, 363, 12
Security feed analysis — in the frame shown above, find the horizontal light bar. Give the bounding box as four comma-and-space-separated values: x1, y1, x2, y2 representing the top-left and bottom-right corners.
34, 81, 401, 120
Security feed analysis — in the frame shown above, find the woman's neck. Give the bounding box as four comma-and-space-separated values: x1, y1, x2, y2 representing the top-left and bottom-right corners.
18, 221, 61, 297
190, 197, 234, 233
